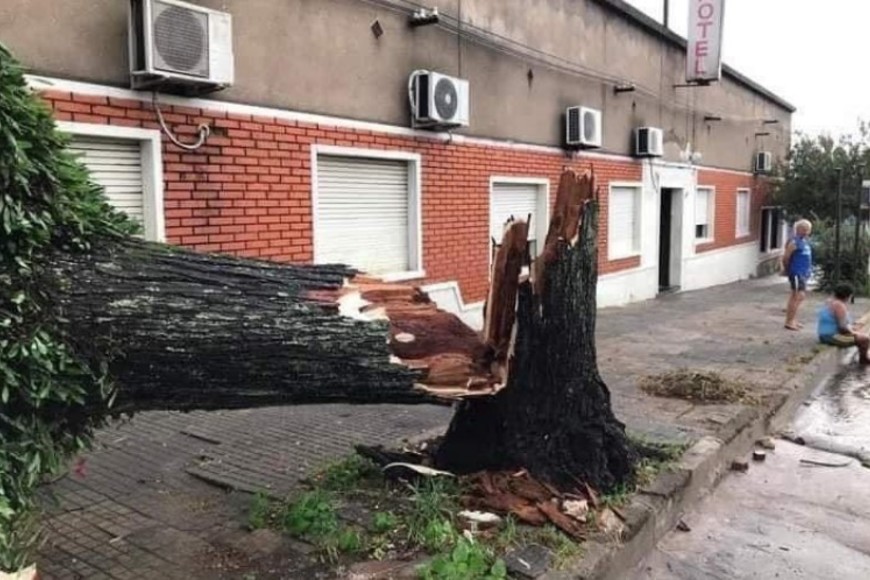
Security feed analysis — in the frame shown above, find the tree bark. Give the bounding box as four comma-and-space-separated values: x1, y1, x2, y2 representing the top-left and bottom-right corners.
48, 240, 497, 412
435, 170, 638, 491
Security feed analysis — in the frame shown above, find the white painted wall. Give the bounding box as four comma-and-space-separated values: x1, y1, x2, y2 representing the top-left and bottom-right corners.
426, 160, 764, 324
682, 242, 760, 291
597, 266, 659, 308
421, 281, 485, 329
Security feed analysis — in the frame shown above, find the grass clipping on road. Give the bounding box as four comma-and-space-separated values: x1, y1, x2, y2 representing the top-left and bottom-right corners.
640, 369, 758, 404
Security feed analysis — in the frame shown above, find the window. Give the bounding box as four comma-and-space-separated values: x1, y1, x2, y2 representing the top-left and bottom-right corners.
760, 207, 785, 252
694, 187, 714, 242
59, 122, 164, 241
736, 189, 751, 237
490, 179, 548, 259
313, 147, 422, 280
608, 184, 642, 260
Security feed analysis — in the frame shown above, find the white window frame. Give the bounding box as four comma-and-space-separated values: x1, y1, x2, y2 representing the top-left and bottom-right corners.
57, 122, 165, 242
607, 182, 643, 261
694, 186, 715, 244
489, 176, 550, 260
735, 188, 751, 238
310, 145, 423, 282
760, 205, 786, 254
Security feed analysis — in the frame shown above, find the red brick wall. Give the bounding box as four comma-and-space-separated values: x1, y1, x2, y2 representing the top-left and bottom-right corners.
45, 89, 763, 304
695, 169, 766, 254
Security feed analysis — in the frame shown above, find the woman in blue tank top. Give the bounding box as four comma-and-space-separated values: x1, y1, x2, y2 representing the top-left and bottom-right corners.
817, 283, 869, 364
782, 220, 813, 330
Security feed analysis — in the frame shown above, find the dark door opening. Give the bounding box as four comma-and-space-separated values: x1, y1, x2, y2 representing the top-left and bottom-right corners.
659, 189, 673, 291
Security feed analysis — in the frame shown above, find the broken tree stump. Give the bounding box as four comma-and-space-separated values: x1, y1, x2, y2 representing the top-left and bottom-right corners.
435, 169, 638, 491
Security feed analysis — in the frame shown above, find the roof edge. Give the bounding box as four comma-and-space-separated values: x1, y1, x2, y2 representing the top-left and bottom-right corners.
591, 0, 796, 113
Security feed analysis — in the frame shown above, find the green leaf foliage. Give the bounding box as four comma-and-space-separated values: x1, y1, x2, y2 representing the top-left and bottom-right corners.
809, 220, 870, 295
774, 126, 870, 223
0, 43, 138, 571
418, 537, 507, 580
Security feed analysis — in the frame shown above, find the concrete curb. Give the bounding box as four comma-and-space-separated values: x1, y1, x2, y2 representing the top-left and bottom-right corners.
542, 344, 851, 580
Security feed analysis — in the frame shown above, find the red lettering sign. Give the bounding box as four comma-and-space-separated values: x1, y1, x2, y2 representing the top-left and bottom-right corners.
698, 3, 715, 20
687, 0, 723, 82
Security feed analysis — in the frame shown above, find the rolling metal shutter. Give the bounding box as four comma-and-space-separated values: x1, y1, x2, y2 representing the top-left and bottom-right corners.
316, 155, 410, 274
736, 190, 751, 236
490, 183, 540, 249
695, 187, 713, 238
608, 186, 639, 258
69, 137, 145, 225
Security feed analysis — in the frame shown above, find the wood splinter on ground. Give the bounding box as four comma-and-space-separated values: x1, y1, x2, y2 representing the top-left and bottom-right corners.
460, 471, 590, 540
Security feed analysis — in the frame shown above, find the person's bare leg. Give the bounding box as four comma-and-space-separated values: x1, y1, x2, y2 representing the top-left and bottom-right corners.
785, 292, 799, 329
857, 335, 870, 364
793, 291, 807, 327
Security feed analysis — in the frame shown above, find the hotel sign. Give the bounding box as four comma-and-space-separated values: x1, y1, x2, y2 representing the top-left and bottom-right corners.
687, 0, 725, 83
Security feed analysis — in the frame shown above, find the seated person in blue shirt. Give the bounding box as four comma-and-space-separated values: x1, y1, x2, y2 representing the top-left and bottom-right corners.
817, 283, 869, 364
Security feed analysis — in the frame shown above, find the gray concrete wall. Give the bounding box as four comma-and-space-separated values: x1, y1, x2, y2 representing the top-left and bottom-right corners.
0, 0, 792, 171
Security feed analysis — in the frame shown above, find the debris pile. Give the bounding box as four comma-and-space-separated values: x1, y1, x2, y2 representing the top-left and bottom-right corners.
458, 470, 606, 540
640, 369, 757, 404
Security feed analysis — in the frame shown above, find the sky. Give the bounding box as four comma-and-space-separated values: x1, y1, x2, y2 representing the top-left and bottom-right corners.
624, 0, 869, 139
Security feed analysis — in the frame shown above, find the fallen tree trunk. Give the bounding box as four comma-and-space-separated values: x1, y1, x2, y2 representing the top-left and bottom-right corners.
45, 168, 635, 490
435, 170, 637, 491
49, 241, 498, 412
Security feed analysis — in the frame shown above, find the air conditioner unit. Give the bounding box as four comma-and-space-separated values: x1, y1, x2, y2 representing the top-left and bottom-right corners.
409, 71, 470, 129
566, 106, 602, 148
129, 0, 234, 94
634, 127, 664, 157
755, 151, 773, 174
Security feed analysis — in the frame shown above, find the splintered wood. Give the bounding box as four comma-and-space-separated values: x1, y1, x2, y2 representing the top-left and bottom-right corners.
335, 276, 501, 398
461, 470, 601, 540
313, 169, 599, 402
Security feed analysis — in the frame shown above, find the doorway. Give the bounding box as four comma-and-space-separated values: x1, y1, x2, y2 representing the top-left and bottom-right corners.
659, 188, 682, 293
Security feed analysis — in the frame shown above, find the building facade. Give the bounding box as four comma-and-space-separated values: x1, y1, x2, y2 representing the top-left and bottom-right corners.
0, 0, 794, 327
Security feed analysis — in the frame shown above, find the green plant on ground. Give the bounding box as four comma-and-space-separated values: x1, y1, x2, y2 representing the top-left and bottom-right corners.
336, 528, 364, 554
600, 482, 632, 508
490, 515, 518, 553
0, 44, 137, 572
281, 489, 340, 541
314, 454, 380, 491
489, 518, 582, 571
418, 517, 458, 552
247, 491, 272, 530
600, 437, 688, 508
372, 511, 399, 534
418, 537, 507, 580
279, 489, 373, 562
367, 531, 395, 561
524, 524, 584, 569
407, 478, 459, 551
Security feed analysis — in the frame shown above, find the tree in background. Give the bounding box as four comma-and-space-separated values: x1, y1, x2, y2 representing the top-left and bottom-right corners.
775, 125, 870, 293
774, 126, 869, 223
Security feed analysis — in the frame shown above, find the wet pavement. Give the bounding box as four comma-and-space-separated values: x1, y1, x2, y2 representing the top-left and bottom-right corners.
631, 368, 870, 580
789, 365, 870, 464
